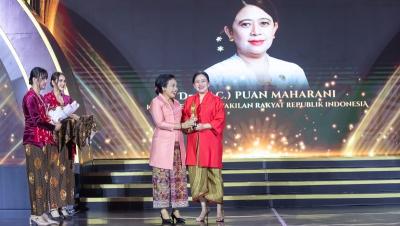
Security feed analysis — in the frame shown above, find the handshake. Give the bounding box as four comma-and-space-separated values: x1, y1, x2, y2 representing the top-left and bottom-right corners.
181, 117, 198, 130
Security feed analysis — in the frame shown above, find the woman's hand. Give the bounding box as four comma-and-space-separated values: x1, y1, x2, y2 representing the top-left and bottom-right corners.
194, 123, 211, 131
181, 118, 197, 129
194, 123, 203, 131
54, 122, 62, 131
70, 114, 80, 121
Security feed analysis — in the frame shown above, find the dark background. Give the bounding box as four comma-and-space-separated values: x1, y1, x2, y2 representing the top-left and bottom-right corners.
61, 0, 400, 85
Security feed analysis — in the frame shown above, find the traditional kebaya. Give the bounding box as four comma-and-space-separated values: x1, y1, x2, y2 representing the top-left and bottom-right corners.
182, 71, 225, 223
23, 67, 61, 225
43, 72, 78, 218
148, 74, 196, 224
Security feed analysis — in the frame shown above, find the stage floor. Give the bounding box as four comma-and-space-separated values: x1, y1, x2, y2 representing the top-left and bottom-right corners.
1, 206, 400, 226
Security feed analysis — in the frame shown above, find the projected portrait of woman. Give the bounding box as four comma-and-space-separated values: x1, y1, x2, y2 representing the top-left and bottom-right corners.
205, 0, 309, 90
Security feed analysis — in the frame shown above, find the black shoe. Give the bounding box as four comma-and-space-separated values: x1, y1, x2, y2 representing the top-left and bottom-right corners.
160, 214, 172, 225
171, 212, 185, 224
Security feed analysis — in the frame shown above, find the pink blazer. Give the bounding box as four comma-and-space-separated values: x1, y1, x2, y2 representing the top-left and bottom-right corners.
149, 94, 186, 170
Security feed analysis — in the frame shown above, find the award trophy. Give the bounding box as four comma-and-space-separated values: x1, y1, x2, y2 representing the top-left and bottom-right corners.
190, 103, 198, 129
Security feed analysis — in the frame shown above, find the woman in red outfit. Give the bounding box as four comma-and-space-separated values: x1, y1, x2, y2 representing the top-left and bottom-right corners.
182, 71, 225, 223
22, 67, 61, 225
43, 72, 78, 219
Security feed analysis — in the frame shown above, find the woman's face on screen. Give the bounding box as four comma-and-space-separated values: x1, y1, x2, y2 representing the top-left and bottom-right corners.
226, 4, 278, 58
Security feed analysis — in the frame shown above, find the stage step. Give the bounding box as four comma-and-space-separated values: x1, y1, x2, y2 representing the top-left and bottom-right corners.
78, 157, 400, 209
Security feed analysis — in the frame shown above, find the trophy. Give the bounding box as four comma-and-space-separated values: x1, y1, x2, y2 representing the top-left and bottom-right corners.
190, 103, 198, 129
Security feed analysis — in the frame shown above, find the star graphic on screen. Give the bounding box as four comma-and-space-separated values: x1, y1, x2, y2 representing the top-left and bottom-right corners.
216, 36, 223, 42
217, 46, 224, 52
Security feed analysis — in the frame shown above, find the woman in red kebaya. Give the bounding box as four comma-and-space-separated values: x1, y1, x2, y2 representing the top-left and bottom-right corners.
182, 71, 225, 223
43, 72, 78, 219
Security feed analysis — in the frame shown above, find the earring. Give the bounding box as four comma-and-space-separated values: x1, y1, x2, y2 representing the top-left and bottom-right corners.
229, 37, 234, 42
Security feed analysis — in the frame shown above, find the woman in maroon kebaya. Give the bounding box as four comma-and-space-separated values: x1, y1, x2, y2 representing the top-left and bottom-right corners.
22, 67, 61, 225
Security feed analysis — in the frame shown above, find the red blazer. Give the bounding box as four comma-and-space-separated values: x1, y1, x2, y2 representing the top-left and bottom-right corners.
182, 92, 225, 168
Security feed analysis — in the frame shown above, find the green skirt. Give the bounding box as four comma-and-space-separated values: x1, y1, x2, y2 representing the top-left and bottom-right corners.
188, 166, 224, 204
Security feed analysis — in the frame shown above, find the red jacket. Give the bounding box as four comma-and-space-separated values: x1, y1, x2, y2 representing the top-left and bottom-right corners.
182, 92, 225, 169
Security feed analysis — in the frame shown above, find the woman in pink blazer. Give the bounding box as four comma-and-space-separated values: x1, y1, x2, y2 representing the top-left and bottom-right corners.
149, 74, 196, 225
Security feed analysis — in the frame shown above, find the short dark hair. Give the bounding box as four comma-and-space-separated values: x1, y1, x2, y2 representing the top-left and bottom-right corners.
155, 74, 176, 95
50, 72, 64, 88
225, 0, 279, 29
192, 71, 210, 84
29, 67, 48, 85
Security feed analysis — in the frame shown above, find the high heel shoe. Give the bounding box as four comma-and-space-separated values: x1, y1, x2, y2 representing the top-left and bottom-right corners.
48, 209, 62, 221
42, 213, 60, 225
216, 210, 224, 222
60, 207, 72, 219
216, 216, 224, 222
195, 209, 209, 222
171, 212, 185, 224
29, 215, 50, 225
160, 214, 172, 225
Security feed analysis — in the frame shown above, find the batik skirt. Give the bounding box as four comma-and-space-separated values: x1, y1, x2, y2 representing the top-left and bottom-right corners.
152, 143, 189, 208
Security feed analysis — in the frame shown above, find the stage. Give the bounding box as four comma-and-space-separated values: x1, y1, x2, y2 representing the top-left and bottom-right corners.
1, 206, 400, 225
78, 158, 400, 209
2, 157, 400, 226
1, 1, 400, 226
